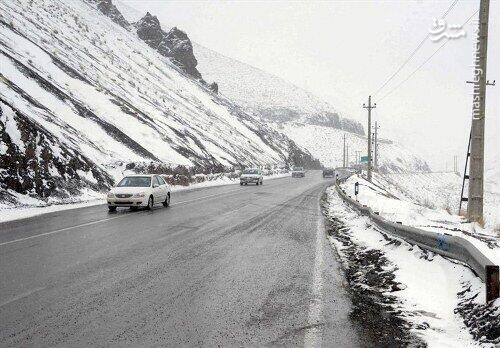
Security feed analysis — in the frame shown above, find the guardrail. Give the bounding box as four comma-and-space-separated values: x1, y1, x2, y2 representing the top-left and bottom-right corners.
334, 178, 499, 303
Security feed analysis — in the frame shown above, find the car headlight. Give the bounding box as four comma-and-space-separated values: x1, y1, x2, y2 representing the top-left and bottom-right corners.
133, 192, 146, 197
107, 192, 115, 198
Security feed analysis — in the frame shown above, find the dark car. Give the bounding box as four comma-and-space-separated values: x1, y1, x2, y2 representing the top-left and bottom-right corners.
322, 168, 335, 178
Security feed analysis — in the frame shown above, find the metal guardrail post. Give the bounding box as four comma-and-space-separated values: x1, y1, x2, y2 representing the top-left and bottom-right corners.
486, 265, 499, 302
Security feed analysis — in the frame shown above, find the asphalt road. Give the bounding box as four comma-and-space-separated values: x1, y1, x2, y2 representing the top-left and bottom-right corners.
0, 171, 361, 346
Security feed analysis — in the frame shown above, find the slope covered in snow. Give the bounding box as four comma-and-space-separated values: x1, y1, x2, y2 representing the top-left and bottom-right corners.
382, 172, 500, 232
193, 43, 364, 135
0, 0, 319, 206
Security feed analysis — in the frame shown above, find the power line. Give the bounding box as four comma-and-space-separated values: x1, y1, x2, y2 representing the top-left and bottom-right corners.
379, 40, 448, 102
372, 0, 459, 97
378, 9, 479, 102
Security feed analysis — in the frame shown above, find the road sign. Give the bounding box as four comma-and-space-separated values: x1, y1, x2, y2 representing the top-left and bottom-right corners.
360, 156, 368, 163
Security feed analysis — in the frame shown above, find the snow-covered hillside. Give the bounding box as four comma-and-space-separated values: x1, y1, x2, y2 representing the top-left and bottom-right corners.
277, 123, 430, 173
383, 172, 500, 232
193, 43, 364, 135
0, 0, 319, 206
194, 43, 329, 114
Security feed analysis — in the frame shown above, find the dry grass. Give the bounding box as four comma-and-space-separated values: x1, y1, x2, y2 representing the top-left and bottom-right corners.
421, 196, 436, 210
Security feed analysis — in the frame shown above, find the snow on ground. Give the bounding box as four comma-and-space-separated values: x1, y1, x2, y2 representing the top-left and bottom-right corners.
325, 187, 489, 347
340, 173, 500, 266
0, 172, 290, 223
276, 122, 430, 173
383, 172, 500, 233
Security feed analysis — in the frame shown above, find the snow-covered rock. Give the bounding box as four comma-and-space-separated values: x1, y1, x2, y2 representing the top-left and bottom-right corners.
135, 12, 201, 79
94, 0, 129, 28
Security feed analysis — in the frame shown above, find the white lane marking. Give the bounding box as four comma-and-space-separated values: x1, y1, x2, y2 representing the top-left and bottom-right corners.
171, 187, 242, 206
0, 214, 128, 247
0, 286, 46, 308
304, 207, 325, 348
0, 188, 244, 248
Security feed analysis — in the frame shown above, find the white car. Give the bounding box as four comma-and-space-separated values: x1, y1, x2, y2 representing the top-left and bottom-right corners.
240, 168, 263, 185
107, 174, 171, 212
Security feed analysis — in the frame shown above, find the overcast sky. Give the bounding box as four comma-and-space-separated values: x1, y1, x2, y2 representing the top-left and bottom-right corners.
121, 0, 499, 170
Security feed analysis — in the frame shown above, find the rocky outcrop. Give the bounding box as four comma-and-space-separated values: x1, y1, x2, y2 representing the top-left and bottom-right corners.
304, 111, 341, 129
95, 0, 129, 28
90, 2, 203, 80
0, 100, 113, 201
209, 82, 218, 94
135, 12, 164, 48
306, 111, 364, 135
257, 107, 365, 136
135, 13, 202, 79
159, 27, 201, 79
340, 118, 364, 135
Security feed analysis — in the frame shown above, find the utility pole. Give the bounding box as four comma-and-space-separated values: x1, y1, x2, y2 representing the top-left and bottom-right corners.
346, 144, 349, 167
467, 0, 491, 223
363, 96, 376, 182
343, 134, 346, 167
374, 122, 379, 171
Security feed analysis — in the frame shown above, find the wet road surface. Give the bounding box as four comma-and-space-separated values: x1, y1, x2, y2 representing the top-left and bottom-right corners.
0, 171, 360, 346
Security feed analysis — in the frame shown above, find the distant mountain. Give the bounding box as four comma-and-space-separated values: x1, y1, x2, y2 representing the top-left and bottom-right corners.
192, 43, 433, 173
193, 43, 365, 135
277, 123, 430, 173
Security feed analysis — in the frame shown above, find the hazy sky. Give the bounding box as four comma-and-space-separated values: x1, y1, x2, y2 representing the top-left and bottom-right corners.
121, 0, 499, 170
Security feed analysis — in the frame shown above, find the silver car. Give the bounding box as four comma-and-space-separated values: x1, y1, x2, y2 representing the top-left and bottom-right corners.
107, 174, 171, 211
240, 168, 263, 186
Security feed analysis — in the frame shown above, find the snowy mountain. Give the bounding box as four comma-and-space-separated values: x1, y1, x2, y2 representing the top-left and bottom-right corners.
0, 0, 320, 206
113, 0, 431, 175
193, 43, 364, 135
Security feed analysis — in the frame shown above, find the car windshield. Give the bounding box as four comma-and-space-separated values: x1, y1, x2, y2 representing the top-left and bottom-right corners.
243, 169, 258, 174
117, 176, 151, 187
293, 167, 304, 171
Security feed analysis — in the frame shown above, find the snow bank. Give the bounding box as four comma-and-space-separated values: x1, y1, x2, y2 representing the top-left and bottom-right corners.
495, 204, 500, 233
340, 173, 500, 266
325, 187, 492, 347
